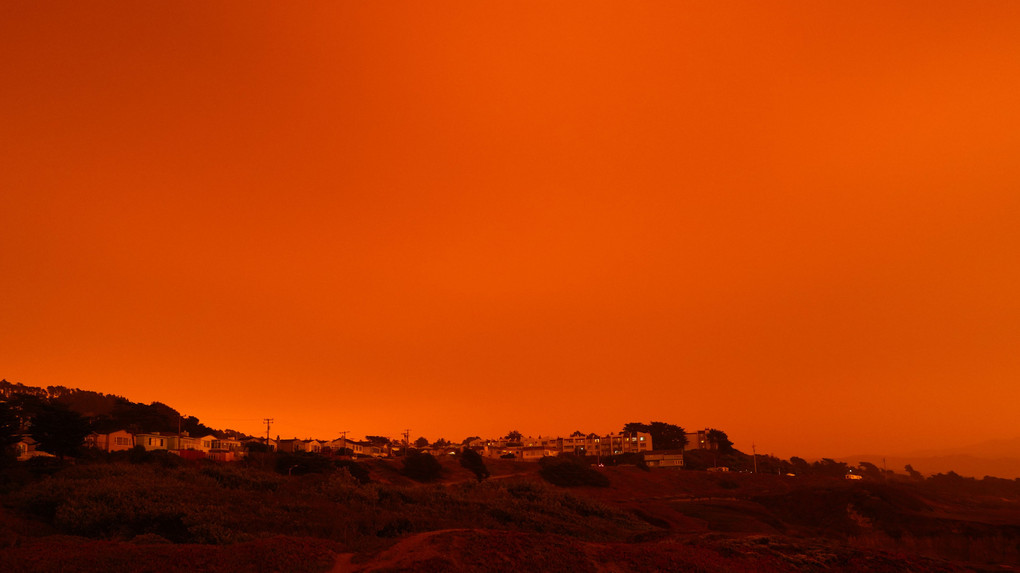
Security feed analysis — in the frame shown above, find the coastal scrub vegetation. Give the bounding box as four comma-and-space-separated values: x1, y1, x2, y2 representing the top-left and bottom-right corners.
2, 456, 644, 553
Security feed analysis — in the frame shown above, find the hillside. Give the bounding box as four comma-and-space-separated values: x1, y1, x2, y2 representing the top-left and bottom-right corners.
4, 380, 1020, 570
2, 453, 1019, 572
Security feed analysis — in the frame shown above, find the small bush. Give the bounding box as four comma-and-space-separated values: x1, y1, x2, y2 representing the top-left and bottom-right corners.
128, 445, 150, 464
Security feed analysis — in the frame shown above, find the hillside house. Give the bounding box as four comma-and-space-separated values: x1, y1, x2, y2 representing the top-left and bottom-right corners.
135, 432, 169, 451
87, 430, 135, 452
644, 453, 684, 467
329, 437, 370, 456
167, 432, 205, 451
684, 429, 710, 450
277, 438, 306, 453
15, 436, 55, 460
212, 437, 243, 453
198, 435, 218, 452
242, 437, 277, 452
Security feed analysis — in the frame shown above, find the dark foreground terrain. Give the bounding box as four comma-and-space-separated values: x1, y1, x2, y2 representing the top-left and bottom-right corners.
2, 454, 1018, 572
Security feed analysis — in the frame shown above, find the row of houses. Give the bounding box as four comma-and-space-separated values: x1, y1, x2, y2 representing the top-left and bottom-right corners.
275, 437, 387, 457
87, 430, 662, 463
84, 430, 658, 460
16, 426, 690, 467
81, 430, 389, 460
469, 432, 655, 460
85, 430, 247, 461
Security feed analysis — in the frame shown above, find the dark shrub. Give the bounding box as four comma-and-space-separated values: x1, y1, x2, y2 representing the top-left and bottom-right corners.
377, 517, 413, 537
717, 479, 739, 490
151, 450, 185, 469
459, 448, 490, 481
402, 451, 442, 482
334, 459, 371, 484
538, 456, 610, 487
200, 464, 282, 491
128, 445, 150, 464
276, 452, 333, 475
25, 456, 63, 476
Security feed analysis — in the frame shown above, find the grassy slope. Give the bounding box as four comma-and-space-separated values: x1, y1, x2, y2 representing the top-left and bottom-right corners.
2, 456, 1019, 572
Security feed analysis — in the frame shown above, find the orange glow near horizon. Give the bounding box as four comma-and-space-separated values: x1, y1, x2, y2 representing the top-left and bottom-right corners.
3, 2, 1020, 459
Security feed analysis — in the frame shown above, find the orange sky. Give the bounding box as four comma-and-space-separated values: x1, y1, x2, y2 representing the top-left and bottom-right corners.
3, 1, 1019, 459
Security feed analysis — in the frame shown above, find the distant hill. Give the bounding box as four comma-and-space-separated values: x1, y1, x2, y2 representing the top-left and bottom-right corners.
0, 378, 248, 440
838, 438, 1020, 479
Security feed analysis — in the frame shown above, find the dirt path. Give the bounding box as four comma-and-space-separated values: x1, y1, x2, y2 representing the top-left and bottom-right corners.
330, 529, 470, 573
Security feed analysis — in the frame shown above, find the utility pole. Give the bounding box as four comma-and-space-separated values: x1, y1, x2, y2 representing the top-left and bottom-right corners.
752, 443, 758, 474
337, 430, 349, 453
402, 429, 411, 456
264, 418, 274, 450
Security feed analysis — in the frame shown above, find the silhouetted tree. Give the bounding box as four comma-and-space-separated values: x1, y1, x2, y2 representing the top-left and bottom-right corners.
706, 428, 734, 453
570, 430, 585, 437
622, 422, 650, 434
0, 400, 19, 466
790, 456, 811, 475
904, 464, 923, 480
7, 393, 45, 430
858, 461, 885, 480
30, 402, 90, 460
504, 430, 523, 445
460, 436, 480, 445
414, 436, 430, 449
812, 458, 849, 477
623, 421, 687, 450
432, 438, 450, 448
